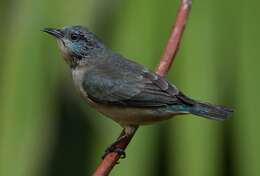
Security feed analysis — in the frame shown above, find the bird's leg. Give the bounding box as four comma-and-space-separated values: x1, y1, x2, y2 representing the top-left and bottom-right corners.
103, 134, 128, 159
102, 126, 138, 159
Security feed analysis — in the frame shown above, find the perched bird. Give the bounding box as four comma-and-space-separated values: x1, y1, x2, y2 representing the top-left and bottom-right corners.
43, 26, 233, 157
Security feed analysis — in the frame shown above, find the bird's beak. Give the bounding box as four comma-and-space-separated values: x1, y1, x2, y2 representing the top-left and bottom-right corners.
42, 28, 64, 39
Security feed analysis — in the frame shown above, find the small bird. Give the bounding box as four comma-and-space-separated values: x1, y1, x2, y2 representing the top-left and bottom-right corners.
43, 26, 233, 157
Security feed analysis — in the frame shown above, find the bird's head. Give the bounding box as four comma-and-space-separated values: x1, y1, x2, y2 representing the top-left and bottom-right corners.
42, 26, 106, 68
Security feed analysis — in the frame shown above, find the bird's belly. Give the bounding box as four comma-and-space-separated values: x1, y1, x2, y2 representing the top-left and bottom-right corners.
88, 99, 174, 126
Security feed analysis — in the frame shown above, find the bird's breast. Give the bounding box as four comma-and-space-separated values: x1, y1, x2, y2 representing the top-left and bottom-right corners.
72, 67, 88, 98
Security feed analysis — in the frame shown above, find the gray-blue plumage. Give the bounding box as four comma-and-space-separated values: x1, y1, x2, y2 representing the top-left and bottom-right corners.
43, 26, 233, 126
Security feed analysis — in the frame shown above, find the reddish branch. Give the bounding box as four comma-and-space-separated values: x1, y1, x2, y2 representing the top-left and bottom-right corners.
92, 0, 192, 175
156, 0, 192, 76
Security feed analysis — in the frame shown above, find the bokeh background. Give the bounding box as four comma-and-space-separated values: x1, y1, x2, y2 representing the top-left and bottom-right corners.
0, 0, 259, 175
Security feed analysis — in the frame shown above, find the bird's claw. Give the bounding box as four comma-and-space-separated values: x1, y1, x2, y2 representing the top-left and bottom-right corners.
102, 146, 126, 160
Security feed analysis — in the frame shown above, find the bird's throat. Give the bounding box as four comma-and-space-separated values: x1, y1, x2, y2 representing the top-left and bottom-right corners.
57, 39, 75, 67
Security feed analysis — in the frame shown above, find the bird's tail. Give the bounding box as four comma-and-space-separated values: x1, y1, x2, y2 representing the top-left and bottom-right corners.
189, 101, 234, 120
174, 92, 234, 120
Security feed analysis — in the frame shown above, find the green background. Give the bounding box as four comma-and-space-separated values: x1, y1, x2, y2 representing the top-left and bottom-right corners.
0, 0, 259, 175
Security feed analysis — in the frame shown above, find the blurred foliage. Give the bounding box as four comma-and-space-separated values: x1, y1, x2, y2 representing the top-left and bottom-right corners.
0, 0, 259, 176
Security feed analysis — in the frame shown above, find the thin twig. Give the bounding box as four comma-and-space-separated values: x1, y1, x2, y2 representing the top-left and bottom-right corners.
92, 0, 192, 175
156, 0, 192, 76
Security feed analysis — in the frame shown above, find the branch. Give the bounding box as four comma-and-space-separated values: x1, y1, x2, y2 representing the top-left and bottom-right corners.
92, 0, 192, 175
156, 0, 192, 76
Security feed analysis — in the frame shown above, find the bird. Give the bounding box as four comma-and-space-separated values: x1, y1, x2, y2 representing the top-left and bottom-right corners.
42, 25, 233, 157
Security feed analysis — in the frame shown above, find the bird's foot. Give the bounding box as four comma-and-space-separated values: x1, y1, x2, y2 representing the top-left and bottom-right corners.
102, 145, 126, 160
101, 126, 138, 161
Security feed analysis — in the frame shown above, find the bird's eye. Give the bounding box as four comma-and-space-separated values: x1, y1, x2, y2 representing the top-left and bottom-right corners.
70, 33, 79, 41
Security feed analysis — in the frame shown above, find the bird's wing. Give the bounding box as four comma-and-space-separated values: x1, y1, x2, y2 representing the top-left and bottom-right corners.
82, 56, 182, 107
